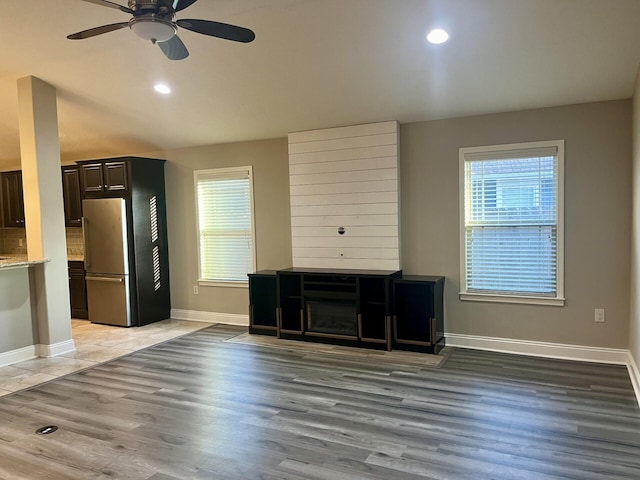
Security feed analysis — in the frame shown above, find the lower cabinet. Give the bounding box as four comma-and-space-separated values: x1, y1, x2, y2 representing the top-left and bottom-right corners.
393, 276, 445, 354
68, 261, 88, 319
248, 271, 277, 335
248, 269, 445, 354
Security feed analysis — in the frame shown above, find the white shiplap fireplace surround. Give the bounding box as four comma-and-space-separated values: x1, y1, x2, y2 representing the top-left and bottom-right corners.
288, 121, 400, 270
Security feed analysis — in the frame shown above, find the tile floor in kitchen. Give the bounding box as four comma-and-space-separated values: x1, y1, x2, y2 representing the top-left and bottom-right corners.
0, 318, 211, 397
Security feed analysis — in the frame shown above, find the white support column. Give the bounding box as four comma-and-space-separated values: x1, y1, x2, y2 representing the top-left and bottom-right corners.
17, 76, 73, 352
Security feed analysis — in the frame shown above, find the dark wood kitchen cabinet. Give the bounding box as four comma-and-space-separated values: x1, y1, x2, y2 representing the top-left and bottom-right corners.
78, 157, 171, 327
62, 165, 83, 227
80, 160, 129, 196
68, 260, 88, 319
1, 170, 25, 227
1, 167, 83, 228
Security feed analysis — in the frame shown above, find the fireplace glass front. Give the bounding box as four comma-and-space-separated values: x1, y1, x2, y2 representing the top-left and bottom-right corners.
306, 299, 357, 337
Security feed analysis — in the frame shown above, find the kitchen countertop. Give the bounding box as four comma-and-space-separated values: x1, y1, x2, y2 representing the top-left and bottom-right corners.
67, 255, 85, 262
0, 255, 49, 270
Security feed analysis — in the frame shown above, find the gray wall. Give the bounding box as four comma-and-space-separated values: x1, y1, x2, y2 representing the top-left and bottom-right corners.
159, 100, 632, 350
401, 100, 632, 348
157, 138, 292, 315
630, 71, 640, 364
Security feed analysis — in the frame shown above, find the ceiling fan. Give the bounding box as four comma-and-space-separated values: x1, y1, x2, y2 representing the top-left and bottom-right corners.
67, 0, 255, 60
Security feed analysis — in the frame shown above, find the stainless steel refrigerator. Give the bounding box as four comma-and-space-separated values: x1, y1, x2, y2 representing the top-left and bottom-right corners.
83, 198, 133, 326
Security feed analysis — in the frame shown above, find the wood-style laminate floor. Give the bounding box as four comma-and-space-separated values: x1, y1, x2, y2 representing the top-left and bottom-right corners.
0, 324, 638, 480
0, 319, 210, 397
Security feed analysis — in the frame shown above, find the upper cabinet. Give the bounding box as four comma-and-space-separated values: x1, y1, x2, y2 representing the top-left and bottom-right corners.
1, 171, 25, 228
61, 165, 83, 227
0, 166, 84, 228
80, 160, 129, 196
0, 158, 150, 229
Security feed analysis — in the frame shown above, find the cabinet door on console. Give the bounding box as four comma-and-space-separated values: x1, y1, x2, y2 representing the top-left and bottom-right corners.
393, 276, 445, 354
394, 281, 434, 345
249, 272, 277, 335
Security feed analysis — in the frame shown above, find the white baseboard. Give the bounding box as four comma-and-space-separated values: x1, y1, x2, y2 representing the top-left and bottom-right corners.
0, 345, 37, 368
627, 352, 640, 407
446, 333, 629, 364
38, 339, 76, 358
171, 309, 249, 326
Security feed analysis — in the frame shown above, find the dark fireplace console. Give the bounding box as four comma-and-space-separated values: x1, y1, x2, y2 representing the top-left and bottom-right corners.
248, 268, 445, 354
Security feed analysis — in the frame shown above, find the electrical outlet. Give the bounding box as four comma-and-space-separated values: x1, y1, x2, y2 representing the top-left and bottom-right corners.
595, 308, 605, 323
18, 238, 23, 247
193, 285, 199, 295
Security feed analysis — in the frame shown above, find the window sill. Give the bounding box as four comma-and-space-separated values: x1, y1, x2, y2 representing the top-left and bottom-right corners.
459, 292, 565, 307
198, 280, 248, 289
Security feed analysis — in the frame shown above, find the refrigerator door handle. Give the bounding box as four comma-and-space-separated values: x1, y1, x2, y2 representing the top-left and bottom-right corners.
86, 276, 124, 283
82, 217, 91, 270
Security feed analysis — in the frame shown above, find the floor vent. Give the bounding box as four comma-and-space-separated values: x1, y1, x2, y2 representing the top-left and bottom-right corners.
36, 425, 58, 435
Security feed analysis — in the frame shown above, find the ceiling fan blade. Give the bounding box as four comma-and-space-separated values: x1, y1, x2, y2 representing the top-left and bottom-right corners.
158, 35, 189, 60
176, 19, 255, 43
67, 22, 130, 40
173, 0, 199, 12
77, 0, 133, 14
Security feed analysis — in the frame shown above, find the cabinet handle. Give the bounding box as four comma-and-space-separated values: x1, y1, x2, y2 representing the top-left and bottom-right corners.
357, 313, 362, 338
85, 276, 123, 283
82, 217, 91, 270
276, 307, 282, 338
392, 315, 397, 341
431, 317, 437, 345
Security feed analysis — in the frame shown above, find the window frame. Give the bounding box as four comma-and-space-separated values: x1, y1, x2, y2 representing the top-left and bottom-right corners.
194, 165, 257, 288
458, 140, 565, 306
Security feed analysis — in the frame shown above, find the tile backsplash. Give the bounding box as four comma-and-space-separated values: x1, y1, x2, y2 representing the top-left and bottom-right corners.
0, 227, 84, 257
0, 229, 27, 255
65, 227, 84, 256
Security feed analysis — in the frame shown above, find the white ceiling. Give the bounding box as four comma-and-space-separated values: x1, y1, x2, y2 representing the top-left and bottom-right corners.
1, 0, 639, 166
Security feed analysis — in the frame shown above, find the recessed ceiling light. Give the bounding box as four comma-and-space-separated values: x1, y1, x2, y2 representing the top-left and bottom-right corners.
154, 83, 171, 95
427, 29, 449, 44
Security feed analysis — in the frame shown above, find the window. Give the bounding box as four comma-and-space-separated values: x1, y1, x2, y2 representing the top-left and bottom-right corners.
194, 166, 256, 286
459, 140, 564, 306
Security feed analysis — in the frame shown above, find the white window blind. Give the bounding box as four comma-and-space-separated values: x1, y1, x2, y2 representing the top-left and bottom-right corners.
460, 141, 564, 305
195, 166, 255, 284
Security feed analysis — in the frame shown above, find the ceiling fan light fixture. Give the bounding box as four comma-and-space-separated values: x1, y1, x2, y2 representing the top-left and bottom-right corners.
129, 17, 177, 43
